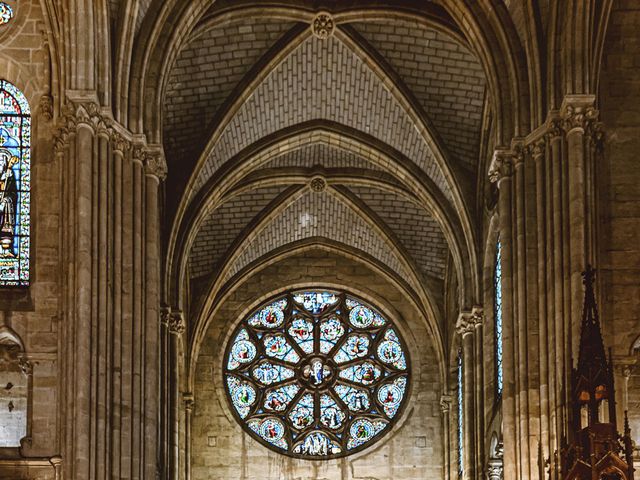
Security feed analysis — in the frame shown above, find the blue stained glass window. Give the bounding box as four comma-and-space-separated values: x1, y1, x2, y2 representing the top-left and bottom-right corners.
495, 239, 503, 396
223, 289, 411, 459
457, 349, 464, 478
0, 3, 14, 26
0, 80, 30, 287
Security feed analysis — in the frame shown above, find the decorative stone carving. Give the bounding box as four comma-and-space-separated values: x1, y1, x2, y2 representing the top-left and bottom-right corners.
39, 94, 53, 121
144, 151, 168, 181
168, 311, 186, 336
18, 357, 33, 376
311, 12, 334, 39
309, 175, 326, 192
561, 102, 599, 134
111, 131, 130, 155
488, 149, 514, 184
456, 312, 476, 336
440, 394, 452, 414
183, 393, 194, 411
544, 118, 563, 142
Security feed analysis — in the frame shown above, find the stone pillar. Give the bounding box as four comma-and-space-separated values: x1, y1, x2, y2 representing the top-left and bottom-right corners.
144, 151, 165, 480
456, 312, 477, 480
167, 310, 186, 480
441, 395, 452, 480
560, 95, 599, 376
183, 394, 194, 480
489, 150, 516, 480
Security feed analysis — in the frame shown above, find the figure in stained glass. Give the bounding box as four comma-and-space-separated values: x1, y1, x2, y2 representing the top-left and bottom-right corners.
0, 81, 30, 287
223, 289, 411, 458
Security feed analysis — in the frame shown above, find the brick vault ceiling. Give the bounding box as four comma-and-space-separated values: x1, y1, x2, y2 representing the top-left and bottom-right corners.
165, 12, 486, 291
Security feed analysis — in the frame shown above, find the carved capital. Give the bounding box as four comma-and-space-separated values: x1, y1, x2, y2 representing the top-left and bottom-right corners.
440, 394, 452, 414
168, 311, 186, 335
111, 131, 130, 155
488, 149, 514, 184
73, 102, 102, 130
471, 306, 484, 328
561, 97, 598, 134
486, 461, 504, 480
39, 94, 53, 121
529, 139, 546, 160
144, 151, 168, 180
544, 118, 563, 142
312, 12, 334, 39
53, 127, 70, 156
456, 312, 475, 337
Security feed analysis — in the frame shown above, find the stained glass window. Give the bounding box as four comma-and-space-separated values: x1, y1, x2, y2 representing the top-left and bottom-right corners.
457, 349, 464, 478
0, 80, 30, 287
495, 239, 503, 396
0, 3, 13, 25
223, 289, 410, 459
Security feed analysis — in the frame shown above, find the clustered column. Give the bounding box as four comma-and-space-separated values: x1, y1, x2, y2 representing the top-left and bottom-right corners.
55, 100, 166, 480
488, 95, 602, 479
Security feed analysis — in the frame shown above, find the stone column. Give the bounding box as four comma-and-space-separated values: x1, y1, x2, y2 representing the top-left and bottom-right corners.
441, 395, 452, 480
184, 394, 194, 480
560, 95, 598, 373
456, 312, 476, 480
489, 150, 516, 480
473, 307, 485, 475
168, 311, 186, 480
144, 151, 166, 480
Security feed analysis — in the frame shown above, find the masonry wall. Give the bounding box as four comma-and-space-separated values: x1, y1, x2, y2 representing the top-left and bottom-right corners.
191, 249, 444, 480
598, 0, 640, 453
0, 0, 61, 477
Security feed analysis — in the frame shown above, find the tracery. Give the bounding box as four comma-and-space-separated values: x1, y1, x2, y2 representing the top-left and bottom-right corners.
223, 289, 410, 458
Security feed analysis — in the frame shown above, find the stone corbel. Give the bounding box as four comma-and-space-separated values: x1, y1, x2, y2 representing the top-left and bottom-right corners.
183, 393, 195, 412
39, 94, 53, 121
144, 150, 168, 181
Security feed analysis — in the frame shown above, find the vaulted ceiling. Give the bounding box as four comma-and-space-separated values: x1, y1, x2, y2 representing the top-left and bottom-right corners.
154, 2, 493, 346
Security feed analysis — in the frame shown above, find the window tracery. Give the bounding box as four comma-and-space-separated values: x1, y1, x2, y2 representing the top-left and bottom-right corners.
223, 289, 410, 459
457, 348, 464, 478
0, 80, 30, 286
0, 3, 13, 25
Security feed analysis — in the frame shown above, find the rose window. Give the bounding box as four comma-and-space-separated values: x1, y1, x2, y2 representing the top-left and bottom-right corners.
223, 290, 410, 458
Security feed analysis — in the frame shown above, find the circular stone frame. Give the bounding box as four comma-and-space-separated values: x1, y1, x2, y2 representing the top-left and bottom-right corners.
222, 288, 412, 460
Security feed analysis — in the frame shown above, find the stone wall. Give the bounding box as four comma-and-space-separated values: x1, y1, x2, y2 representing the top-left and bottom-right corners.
0, 1, 60, 478
191, 249, 444, 480
598, 0, 640, 453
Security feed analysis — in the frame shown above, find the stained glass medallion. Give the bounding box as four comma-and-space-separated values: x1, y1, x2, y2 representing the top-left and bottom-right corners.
0, 80, 30, 287
223, 289, 411, 459
0, 3, 13, 26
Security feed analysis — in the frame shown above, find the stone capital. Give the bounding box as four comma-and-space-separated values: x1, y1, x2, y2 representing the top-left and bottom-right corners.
111, 131, 130, 155
561, 95, 598, 134
456, 312, 475, 337
162, 308, 185, 335
488, 149, 515, 184
144, 150, 168, 181
440, 394, 452, 414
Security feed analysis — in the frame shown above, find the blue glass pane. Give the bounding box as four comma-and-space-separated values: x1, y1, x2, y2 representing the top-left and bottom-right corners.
338, 362, 382, 386
247, 418, 288, 450
319, 394, 345, 430
377, 376, 407, 418
347, 418, 387, 450
263, 334, 300, 364
319, 316, 345, 354
289, 393, 314, 430
293, 291, 339, 314
376, 329, 407, 370
334, 384, 370, 412
495, 240, 504, 396
334, 334, 370, 364
251, 362, 295, 386
263, 384, 300, 412
288, 317, 314, 354
457, 350, 464, 477
248, 299, 287, 328
293, 431, 341, 456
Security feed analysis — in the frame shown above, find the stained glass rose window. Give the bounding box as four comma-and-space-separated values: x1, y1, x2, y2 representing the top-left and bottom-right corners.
223, 290, 410, 459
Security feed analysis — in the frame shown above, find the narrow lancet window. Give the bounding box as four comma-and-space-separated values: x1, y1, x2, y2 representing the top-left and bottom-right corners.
494, 239, 503, 396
